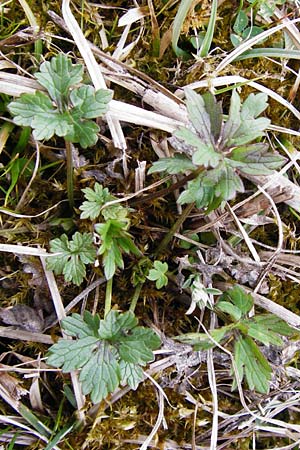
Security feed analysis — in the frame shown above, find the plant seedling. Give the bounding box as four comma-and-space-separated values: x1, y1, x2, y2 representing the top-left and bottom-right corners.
149, 88, 285, 211
47, 310, 161, 404
8, 53, 112, 208
175, 285, 294, 393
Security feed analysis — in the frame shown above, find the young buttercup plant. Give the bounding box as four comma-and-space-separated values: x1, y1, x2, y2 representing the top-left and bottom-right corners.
175, 285, 294, 393
149, 89, 285, 211
47, 310, 161, 404
8, 54, 112, 148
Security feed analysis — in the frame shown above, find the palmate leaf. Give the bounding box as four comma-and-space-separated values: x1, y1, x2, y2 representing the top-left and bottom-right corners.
178, 175, 216, 209
80, 183, 116, 220
46, 232, 96, 285
245, 314, 294, 346
207, 164, 244, 201
35, 53, 83, 107
225, 92, 270, 147
47, 310, 161, 404
218, 285, 253, 316
234, 335, 271, 393
146, 260, 168, 289
98, 310, 138, 341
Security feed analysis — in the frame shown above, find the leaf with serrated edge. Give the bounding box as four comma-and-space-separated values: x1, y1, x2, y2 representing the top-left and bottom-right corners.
65, 118, 99, 149
79, 341, 120, 403
148, 155, 195, 174
70, 86, 112, 119
61, 313, 94, 338
63, 254, 86, 286
120, 360, 144, 390
202, 92, 222, 141
47, 336, 98, 372
98, 311, 138, 341
213, 165, 244, 201
247, 324, 283, 346
234, 335, 271, 393
119, 327, 161, 364
35, 53, 83, 106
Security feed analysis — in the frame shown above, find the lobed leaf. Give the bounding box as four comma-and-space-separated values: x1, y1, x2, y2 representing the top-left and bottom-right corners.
148, 155, 195, 175
79, 341, 120, 403
234, 335, 271, 393
70, 86, 112, 119
35, 53, 83, 107
219, 285, 253, 316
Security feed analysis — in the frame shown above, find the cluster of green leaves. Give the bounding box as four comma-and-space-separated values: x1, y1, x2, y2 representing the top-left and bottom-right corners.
8, 54, 112, 148
47, 310, 161, 404
46, 232, 96, 286
80, 183, 141, 280
175, 285, 294, 393
149, 89, 285, 211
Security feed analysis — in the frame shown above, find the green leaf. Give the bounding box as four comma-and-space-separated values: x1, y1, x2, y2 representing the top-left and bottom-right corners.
61, 313, 95, 338
79, 341, 120, 403
223, 90, 241, 145
174, 127, 220, 168
202, 92, 222, 141
80, 183, 115, 220
98, 310, 137, 341
184, 88, 213, 145
178, 175, 216, 209
217, 301, 242, 322
46, 232, 96, 285
233, 10, 248, 34
8, 91, 73, 141
119, 327, 160, 364
70, 86, 112, 119
175, 326, 230, 349
209, 164, 244, 201
146, 261, 168, 289
227, 92, 270, 146
219, 285, 253, 316
47, 336, 98, 372
35, 53, 83, 107
246, 314, 294, 346
148, 155, 195, 175
230, 144, 285, 175
234, 335, 271, 393
65, 118, 100, 149
120, 361, 144, 390
47, 310, 160, 404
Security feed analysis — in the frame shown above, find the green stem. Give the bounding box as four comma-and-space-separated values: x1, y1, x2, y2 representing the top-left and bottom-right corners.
129, 283, 143, 313
104, 277, 113, 317
154, 203, 195, 257
65, 140, 74, 209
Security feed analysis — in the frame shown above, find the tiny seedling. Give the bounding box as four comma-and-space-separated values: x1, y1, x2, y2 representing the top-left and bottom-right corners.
175, 285, 294, 393
47, 310, 161, 404
8, 53, 112, 207
149, 88, 285, 211
146, 260, 169, 289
